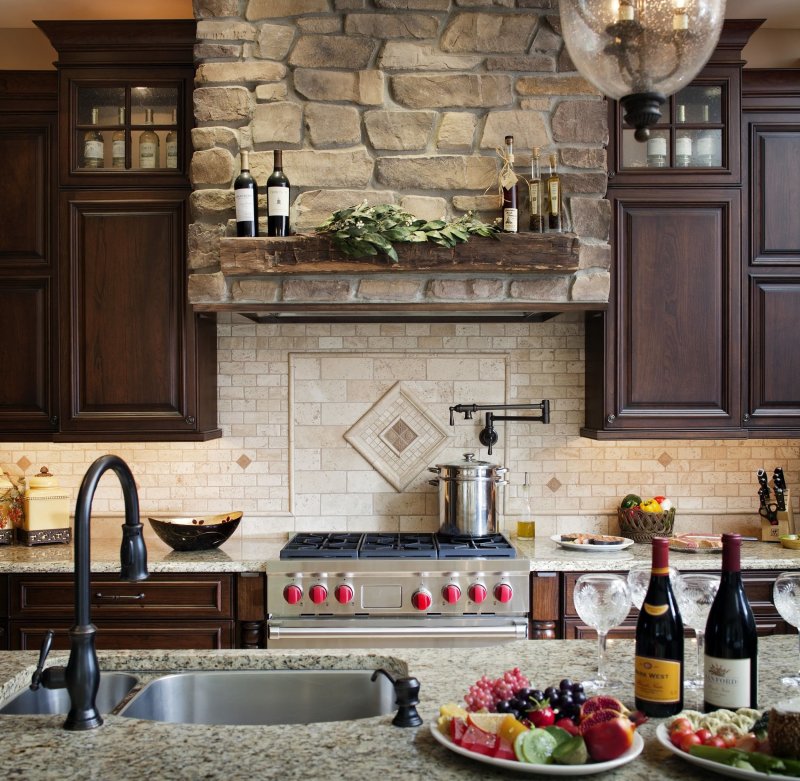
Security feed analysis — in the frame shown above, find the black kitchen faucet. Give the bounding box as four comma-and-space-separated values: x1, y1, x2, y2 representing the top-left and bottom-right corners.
449, 401, 551, 455
29, 455, 148, 730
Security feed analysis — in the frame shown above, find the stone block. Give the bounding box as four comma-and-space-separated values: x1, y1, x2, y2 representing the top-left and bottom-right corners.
441, 12, 538, 53
256, 24, 296, 60
391, 74, 512, 109
571, 271, 611, 301
516, 75, 600, 96
479, 110, 548, 153
196, 61, 285, 84
486, 54, 556, 72
345, 13, 439, 38
190, 189, 235, 221
509, 276, 570, 301
197, 20, 258, 41
428, 278, 505, 300
231, 279, 281, 302
188, 271, 228, 303
364, 110, 436, 151
357, 278, 424, 301
247, 0, 329, 18
436, 112, 477, 151
187, 222, 224, 272
570, 197, 611, 241
191, 126, 239, 152
283, 278, 354, 301
195, 43, 241, 60
251, 149, 374, 188
293, 189, 397, 230
561, 172, 608, 196
561, 147, 607, 170
195, 0, 240, 17
190, 147, 236, 187
297, 17, 343, 33
252, 102, 303, 144
194, 86, 252, 124
452, 194, 501, 212
255, 83, 289, 102
578, 242, 611, 271
294, 69, 384, 105
376, 155, 497, 191
304, 103, 362, 147
288, 34, 376, 69
552, 100, 608, 144
400, 195, 447, 221
379, 42, 483, 71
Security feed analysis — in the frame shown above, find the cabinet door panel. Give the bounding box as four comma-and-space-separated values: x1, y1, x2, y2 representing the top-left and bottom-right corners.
611, 190, 740, 431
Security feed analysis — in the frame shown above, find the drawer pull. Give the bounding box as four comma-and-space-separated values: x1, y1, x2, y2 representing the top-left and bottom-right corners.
94, 592, 146, 601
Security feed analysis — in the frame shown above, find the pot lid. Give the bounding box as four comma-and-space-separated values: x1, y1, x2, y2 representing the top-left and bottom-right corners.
432, 452, 507, 479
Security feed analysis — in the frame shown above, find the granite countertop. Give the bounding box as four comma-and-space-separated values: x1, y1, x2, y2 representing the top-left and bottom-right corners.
0, 637, 797, 780
0, 524, 797, 573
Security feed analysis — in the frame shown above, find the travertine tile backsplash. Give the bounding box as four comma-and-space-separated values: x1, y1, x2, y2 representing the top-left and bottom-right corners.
1, 316, 797, 539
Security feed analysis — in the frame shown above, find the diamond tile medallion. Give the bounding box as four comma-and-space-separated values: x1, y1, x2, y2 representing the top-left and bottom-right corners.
345, 381, 451, 491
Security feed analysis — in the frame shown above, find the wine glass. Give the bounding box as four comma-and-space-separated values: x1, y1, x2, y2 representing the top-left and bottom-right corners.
573, 574, 631, 692
773, 572, 800, 687
675, 573, 720, 688
627, 562, 680, 610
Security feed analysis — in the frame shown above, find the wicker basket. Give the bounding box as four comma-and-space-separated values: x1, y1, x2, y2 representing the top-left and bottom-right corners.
617, 507, 676, 543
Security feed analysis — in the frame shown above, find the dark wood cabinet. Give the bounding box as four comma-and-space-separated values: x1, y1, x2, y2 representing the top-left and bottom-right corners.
9, 572, 237, 650
0, 72, 59, 438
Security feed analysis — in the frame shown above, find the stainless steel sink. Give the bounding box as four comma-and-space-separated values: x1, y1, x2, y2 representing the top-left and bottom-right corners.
0, 672, 139, 716
118, 670, 397, 725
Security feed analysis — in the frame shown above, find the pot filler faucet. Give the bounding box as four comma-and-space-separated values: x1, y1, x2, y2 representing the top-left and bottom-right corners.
30, 454, 148, 731
449, 401, 550, 455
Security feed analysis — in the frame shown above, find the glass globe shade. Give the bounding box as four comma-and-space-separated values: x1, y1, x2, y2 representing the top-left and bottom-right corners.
560, 0, 726, 137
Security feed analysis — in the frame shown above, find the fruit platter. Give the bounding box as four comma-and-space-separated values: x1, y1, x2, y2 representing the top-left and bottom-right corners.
657, 698, 800, 780
433, 668, 645, 775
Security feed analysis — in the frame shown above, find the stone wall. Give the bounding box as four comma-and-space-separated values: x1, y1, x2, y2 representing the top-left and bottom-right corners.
189, 0, 611, 307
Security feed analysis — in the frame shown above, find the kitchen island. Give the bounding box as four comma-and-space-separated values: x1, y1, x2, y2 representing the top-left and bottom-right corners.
0, 637, 797, 780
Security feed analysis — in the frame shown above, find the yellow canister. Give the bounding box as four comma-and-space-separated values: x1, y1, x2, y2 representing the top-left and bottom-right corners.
23, 466, 70, 532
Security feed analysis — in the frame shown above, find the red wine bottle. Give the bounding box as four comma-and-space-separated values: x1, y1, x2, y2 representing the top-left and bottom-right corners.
234, 150, 258, 237
704, 533, 758, 710
501, 135, 518, 233
634, 537, 684, 717
267, 149, 290, 237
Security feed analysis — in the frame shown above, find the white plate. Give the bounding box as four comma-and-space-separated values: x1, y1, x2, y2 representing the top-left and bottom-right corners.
551, 534, 635, 552
430, 722, 644, 776
655, 723, 797, 781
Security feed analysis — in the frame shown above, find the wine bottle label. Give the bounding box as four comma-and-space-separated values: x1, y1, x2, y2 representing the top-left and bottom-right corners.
166, 141, 178, 169
139, 142, 157, 169
530, 182, 540, 214
235, 188, 255, 223
268, 186, 289, 217
704, 655, 753, 708
503, 208, 518, 233
635, 656, 681, 703
84, 140, 103, 162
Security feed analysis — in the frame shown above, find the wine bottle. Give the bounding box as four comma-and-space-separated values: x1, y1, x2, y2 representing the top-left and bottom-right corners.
234, 150, 258, 238
111, 107, 126, 169
165, 108, 178, 169
546, 153, 562, 232
529, 147, 543, 233
138, 108, 159, 169
501, 135, 518, 233
267, 149, 290, 237
704, 533, 758, 710
83, 107, 104, 169
634, 537, 684, 717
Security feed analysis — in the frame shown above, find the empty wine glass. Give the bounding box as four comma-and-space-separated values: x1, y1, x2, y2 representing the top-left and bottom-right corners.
675, 573, 720, 688
627, 562, 680, 610
573, 574, 631, 692
773, 572, 800, 687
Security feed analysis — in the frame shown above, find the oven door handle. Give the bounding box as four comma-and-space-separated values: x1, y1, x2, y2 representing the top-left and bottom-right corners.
268, 623, 528, 641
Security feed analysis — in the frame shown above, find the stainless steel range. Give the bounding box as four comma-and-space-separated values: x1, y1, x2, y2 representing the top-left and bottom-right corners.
266, 532, 529, 648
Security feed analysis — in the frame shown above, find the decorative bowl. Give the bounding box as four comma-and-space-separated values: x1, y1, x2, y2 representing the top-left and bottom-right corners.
147, 512, 243, 552
780, 534, 800, 550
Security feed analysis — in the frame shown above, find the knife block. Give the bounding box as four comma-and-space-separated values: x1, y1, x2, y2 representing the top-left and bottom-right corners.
760, 489, 795, 541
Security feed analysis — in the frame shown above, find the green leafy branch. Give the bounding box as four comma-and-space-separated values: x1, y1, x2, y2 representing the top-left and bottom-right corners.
315, 201, 499, 263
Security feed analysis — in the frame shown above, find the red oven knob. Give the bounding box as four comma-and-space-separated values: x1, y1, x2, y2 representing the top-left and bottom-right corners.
283, 584, 303, 605
494, 583, 513, 603
442, 584, 461, 604
335, 584, 354, 604
309, 584, 328, 604
411, 589, 432, 611
468, 583, 488, 604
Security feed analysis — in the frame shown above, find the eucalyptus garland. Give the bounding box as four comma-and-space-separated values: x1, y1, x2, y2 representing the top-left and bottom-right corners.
315, 201, 499, 263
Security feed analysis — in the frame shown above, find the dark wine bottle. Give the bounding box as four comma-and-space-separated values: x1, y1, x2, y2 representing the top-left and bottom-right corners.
634, 537, 684, 717
501, 135, 518, 233
704, 533, 758, 711
267, 149, 290, 237
234, 150, 258, 237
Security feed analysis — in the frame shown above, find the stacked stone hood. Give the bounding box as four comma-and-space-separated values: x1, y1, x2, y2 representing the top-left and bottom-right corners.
187, 1, 611, 319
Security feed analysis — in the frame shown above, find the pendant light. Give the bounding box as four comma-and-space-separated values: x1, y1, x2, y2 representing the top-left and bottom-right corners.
559, 0, 726, 140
